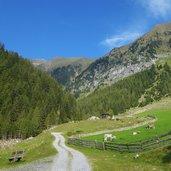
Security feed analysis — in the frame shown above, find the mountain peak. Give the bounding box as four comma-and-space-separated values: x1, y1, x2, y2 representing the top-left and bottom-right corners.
153, 22, 171, 31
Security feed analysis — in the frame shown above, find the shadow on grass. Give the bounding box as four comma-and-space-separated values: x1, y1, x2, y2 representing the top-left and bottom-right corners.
162, 146, 171, 163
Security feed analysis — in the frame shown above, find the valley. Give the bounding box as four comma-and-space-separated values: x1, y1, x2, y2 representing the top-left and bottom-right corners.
1, 21, 171, 171
0, 98, 170, 170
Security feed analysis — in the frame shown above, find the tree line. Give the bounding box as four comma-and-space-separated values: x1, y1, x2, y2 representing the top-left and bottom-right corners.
0, 43, 80, 139
78, 62, 171, 118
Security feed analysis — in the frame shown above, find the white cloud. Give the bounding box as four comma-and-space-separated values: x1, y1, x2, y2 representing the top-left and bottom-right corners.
101, 32, 142, 48
138, 0, 171, 18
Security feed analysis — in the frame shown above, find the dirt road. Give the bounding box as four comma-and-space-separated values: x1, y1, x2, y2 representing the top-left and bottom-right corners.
51, 132, 91, 171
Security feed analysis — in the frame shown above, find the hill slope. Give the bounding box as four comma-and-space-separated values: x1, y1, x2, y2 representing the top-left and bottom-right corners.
70, 22, 171, 95
0, 44, 79, 139
78, 61, 171, 117
31, 57, 94, 86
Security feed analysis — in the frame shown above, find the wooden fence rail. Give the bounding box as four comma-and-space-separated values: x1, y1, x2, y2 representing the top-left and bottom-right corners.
68, 130, 171, 153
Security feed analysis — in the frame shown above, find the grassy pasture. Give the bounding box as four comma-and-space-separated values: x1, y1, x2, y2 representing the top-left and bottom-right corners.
69, 144, 171, 171
54, 98, 171, 170
65, 98, 171, 171
53, 115, 149, 136
82, 98, 171, 143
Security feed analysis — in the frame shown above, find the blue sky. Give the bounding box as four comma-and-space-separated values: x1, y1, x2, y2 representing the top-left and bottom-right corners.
0, 0, 171, 59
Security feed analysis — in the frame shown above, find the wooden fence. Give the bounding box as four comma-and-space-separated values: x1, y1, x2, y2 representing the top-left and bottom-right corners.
68, 131, 171, 153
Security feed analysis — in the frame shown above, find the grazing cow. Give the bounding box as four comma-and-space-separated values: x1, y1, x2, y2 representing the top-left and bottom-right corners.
132, 131, 140, 135
111, 115, 115, 120
146, 125, 155, 129
88, 116, 100, 120
134, 154, 140, 159
99, 114, 111, 119
104, 134, 116, 141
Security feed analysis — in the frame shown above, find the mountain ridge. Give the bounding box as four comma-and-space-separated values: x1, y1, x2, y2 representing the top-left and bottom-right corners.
31, 22, 171, 96
31, 57, 95, 86
69, 22, 171, 96
30, 57, 95, 71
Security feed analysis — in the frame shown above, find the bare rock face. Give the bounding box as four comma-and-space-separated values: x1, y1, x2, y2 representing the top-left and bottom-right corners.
69, 22, 171, 95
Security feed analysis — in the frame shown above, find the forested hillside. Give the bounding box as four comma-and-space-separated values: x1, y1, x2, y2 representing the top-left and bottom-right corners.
0, 44, 79, 139
78, 62, 171, 117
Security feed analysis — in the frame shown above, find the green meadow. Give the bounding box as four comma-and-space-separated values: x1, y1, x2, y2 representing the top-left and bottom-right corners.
69, 144, 171, 171
82, 98, 171, 143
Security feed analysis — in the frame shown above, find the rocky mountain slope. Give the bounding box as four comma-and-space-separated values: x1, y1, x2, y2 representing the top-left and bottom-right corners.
78, 61, 171, 116
69, 22, 171, 95
31, 58, 94, 86
31, 22, 171, 96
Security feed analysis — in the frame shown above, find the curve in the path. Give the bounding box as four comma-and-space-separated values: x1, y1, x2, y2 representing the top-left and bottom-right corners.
80, 118, 157, 137
51, 132, 91, 171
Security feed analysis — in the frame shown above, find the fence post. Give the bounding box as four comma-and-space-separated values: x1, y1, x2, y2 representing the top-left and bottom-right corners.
95, 140, 97, 149
103, 142, 106, 150
140, 143, 143, 151
127, 144, 129, 152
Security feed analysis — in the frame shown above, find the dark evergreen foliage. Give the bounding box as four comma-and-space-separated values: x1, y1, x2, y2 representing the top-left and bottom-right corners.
0, 47, 79, 139
78, 63, 171, 117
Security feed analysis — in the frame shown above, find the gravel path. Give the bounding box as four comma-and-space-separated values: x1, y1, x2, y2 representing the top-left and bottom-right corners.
51, 132, 91, 171
80, 118, 157, 137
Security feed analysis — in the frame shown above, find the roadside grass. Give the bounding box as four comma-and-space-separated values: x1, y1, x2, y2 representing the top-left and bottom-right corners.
69, 144, 171, 171
82, 98, 171, 143
0, 131, 56, 169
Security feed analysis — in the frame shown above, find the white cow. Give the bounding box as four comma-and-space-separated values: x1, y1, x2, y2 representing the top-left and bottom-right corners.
88, 116, 100, 120
134, 154, 140, 159
104, 134, 116, 141
132, 131, 140, 135
111, 115, 115, 120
